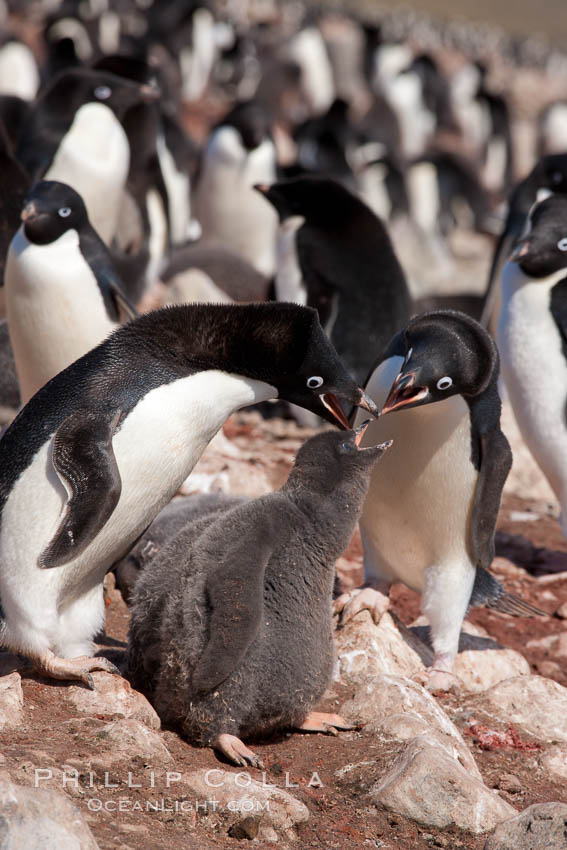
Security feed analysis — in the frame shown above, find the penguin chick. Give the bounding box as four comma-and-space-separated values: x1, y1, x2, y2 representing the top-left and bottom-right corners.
127, 426, 390, 767
498, 195, 567, 538
0, 302, 378, 689
5, 180, 136, 405
335, 311, 543, 692
255, 176, 412, 385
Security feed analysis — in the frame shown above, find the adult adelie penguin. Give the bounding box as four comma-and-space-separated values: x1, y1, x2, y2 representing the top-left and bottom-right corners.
335, 311, 542, 691
5, 180, 136, 405
256, 176, 412, 384
16, 68, 159, 244
128, 426, 390, 767
0, 303, 377, 687
498, 195, 567, 538
193, 100, 279, 277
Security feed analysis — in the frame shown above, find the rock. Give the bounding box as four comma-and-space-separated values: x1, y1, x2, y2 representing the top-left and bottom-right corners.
0, 672, 23, 730
91, 719, 173, 764
341, 674, 481, 779
66, 672, 160, 730
183, 768, 309, 838
335, 611, 425, 681
539, 744, 567, 783
495, 774, 522, 793
0, 777, 99, 848
370, 738, 516, 833
469, 676, 567, 743
556, 601, 567, 619
484, 802, 567, 849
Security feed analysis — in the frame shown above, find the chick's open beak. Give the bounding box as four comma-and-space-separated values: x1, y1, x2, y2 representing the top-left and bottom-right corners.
21, 202, 37, 222
381, 371, 428, 414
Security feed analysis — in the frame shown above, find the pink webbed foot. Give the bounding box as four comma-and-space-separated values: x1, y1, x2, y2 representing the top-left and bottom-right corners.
213, 733, 264, 769
333, 586, 390, 625
30, 651, 120, 689
296, 711, 359, 736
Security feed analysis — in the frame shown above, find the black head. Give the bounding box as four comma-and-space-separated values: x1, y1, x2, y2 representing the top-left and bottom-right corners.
509, 195, 567, 277
381, 311, 498, 415
541, 153, 567, 195
20, 180, 88, 244
286, 426, 392, 492
41, 68, 159, 120
215, 100, 272, 151
254, 176, 364, 226
120, 303, 379, 427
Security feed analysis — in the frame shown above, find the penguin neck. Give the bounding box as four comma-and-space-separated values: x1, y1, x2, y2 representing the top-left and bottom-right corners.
501, 259, 567, 301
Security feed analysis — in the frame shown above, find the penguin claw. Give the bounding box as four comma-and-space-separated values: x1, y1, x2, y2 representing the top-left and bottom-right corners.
214, 734, 264, 769
29, 651, 122, 687
333, 587, 390, 625
82, 671, 95, 690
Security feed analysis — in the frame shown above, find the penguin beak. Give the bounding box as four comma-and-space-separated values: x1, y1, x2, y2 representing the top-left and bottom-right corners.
381, 371, 429, 414
509, 239, 530, 262
321, 393, 351, 428
140, 83, 160, 102
21, 202, 37, 222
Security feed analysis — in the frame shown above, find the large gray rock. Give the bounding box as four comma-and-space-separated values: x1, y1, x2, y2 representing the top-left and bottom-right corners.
0, 673, 23, 731
484, 802, 567, 849
90, 719, 173, 765
371, 738, 517, 834
0, 778, 99, 849
183, 768, 309, 840
469, 676, 567, 743
335, 612, 425, 682
539, 744, 567, 784
341, 674, 481, 779
66, 672, 160, 730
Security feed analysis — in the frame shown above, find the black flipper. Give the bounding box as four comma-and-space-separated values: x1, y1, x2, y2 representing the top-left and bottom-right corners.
191, 528, 273, 695
38, 409, 122, 568
469, 567, 546, 617
470, 426, 512, 570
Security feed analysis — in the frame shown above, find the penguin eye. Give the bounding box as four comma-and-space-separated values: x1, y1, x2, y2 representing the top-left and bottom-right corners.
557, 238, 567, 252
58, 207, 72, 218
94, 85, 112, 100
436, 376, 453, 391
306, 376, 324, 389
340, 440, 356, 453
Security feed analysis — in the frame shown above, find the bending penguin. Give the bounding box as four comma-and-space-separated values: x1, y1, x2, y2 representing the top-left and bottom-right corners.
128, 425, 390, 767
335, 311, 543, 691
0, 302, 377, 687
497, 195, 567, 539
5, 180, 136, 405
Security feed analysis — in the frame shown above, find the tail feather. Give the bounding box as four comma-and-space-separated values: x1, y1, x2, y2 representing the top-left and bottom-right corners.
470, 567, 546, 617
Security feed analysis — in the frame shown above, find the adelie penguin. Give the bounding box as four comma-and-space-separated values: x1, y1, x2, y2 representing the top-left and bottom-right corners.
498, 195, 567, 540
0, 302, 377, 687
334, 311, 543, 691
5, 180, 136, 405
128, 425, 390, 767
255, 176, 412, 385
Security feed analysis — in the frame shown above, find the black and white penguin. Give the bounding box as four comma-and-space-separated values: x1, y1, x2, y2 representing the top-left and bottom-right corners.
127, 425, 389, 767
5, 180, 136, 405
255, 176, 412, 385
0, 302, 377, 687
481, 153, 567, 329
0, 119, 28, 312
193, 100, 279, 277
335, 311, 542, 691
16, 68, 159, 245
497, 195, 567, 538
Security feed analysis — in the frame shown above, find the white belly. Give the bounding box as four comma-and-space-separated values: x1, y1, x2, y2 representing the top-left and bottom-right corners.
355, 357, 477, 591
194, 129, 278, 277
0, 370, 276, 656
498, 262, 567, 503
45, 103, 130, 245
5, 227, 118, 404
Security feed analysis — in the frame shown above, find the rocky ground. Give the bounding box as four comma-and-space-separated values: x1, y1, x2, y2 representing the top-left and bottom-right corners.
1, 408, 567, 850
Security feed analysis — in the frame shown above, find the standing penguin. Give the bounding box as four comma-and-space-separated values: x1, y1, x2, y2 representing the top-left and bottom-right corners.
16, 68, 159, 244
335, 311, 542, 691
498, 195, 567, 538
128, 426, 389, 767
193, 100, 279, 277
255, 176, 412, 385
5, 180, 136, 405
0, 302, 377, 687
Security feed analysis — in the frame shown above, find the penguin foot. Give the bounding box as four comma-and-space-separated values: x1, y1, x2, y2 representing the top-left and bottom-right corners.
213, 734, 264, 769
414, 668, 461, 695
296, 712, 358, 735
31, 651, 121, 689
333, 587, 390, 625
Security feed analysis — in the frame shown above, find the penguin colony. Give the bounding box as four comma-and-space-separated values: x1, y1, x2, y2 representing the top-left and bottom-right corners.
0, 0, 560, 768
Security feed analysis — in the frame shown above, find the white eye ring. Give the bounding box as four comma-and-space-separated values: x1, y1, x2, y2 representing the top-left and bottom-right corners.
306, 376, 324, 389
558, 238, 567, 252
94, 85, 111, 100
437, 376, 453, 391
58, 207, 72, 218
